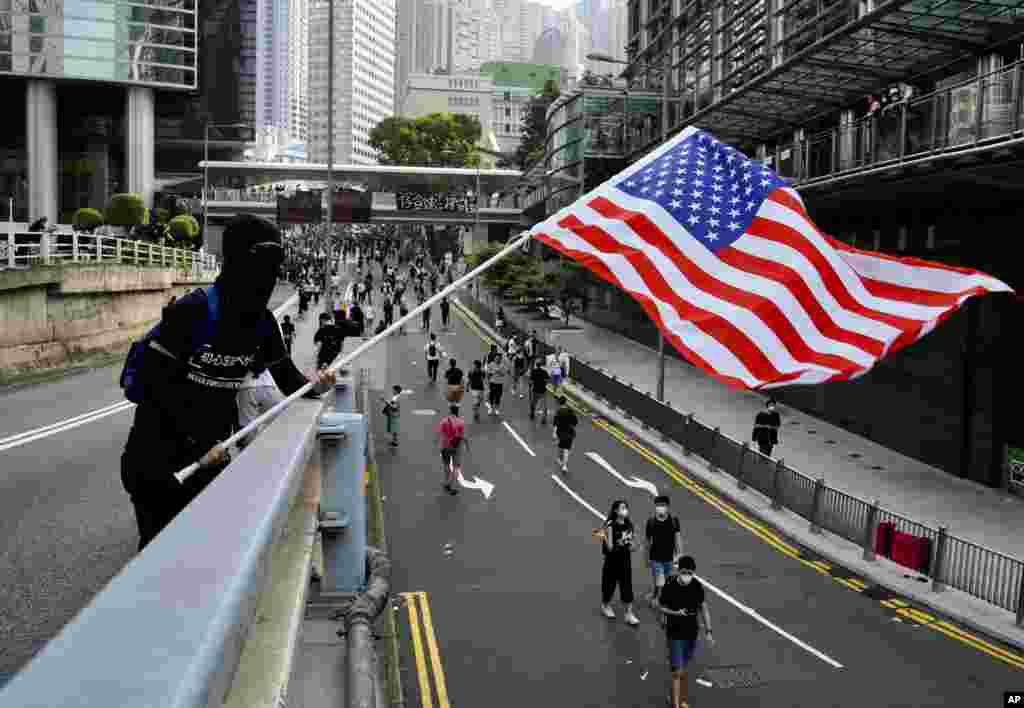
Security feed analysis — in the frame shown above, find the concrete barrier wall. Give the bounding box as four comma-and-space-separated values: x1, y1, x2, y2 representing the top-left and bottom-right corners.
0, 263, 216, 374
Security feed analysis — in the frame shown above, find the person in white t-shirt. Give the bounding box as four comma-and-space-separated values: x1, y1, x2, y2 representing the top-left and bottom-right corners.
237, 368, 284, 449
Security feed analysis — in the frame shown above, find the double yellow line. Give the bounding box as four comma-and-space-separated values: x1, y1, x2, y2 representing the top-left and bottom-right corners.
402, 591, 451, 708
880, 598, 1024, 670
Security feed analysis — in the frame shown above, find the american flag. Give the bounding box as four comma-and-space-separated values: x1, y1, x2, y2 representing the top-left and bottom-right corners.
531, 127, 1012, 389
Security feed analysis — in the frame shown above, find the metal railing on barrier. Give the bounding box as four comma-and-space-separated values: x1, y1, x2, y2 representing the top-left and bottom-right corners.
462, 291, 1024, 626
0, 374, 378, 705
1, 230, 219, 273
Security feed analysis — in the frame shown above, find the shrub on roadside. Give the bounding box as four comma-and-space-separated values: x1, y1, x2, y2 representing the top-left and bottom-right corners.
72, 207, 104, 232
105, 193, 149, 227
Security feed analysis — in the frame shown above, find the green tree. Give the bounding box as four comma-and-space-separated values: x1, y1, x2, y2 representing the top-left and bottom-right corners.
511, 79, 561, 170
369, 113, 481, 167
71, 207, 104, 233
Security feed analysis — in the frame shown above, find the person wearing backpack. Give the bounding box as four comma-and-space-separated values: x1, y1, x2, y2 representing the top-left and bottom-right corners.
424, 333, 444, 383
645, 495, 683, 606
119, 215, 335, 552
437, 405, 468, 495
444, 358, 464, 403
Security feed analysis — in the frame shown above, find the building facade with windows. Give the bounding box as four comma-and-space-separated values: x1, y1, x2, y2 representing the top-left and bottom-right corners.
532, 0, 1024, 492
480, 62, 567, 155
0, 0, 200, 222
400, 72, 501, 164
307, 0, 395, 165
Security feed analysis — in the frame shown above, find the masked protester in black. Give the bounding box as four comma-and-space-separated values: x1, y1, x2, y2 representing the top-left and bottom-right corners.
120, 215, 330, 552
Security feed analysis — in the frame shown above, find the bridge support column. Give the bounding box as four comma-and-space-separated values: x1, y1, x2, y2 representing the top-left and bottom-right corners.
203, 222, 226, 259
463, 223, 489, 256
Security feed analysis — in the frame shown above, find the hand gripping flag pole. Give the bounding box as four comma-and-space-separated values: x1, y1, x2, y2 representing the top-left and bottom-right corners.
174, 231, 534, 485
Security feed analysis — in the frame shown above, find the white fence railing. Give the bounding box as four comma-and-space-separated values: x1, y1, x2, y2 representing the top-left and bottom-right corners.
0, 230, 219, 274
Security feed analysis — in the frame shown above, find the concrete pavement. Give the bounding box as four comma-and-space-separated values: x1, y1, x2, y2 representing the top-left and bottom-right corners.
372, 296, 1023, 708
0, 283, 303, 686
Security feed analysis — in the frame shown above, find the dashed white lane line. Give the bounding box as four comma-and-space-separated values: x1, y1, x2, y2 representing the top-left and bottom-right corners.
548, 470, 845, 670
502, 421, 536, 457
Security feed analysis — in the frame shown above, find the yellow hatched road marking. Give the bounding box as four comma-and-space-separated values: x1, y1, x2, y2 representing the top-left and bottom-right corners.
417, 592, 452, 708
846, 578, 867, 589
887, 598, 908, 608
401, 592, 434, 708
834, 578, 864, 592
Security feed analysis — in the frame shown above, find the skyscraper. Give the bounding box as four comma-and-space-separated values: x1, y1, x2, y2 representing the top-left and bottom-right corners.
308, 0, 396, 165
256, 0, 308, 146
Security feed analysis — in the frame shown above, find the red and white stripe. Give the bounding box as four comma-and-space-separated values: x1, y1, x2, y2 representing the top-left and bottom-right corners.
530, 130, 1011, 390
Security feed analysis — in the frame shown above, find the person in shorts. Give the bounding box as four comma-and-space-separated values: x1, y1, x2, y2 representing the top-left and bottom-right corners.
445, 358, 465, 403
437, 405, 467, 495
552, 395, 578, 472
658, 556, 714, 708
645, 495, 682, 605
468, 360, 486, 421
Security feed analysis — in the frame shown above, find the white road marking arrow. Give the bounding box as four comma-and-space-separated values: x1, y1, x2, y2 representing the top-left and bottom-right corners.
457, 470, 495, 499
586, 451, 658, 497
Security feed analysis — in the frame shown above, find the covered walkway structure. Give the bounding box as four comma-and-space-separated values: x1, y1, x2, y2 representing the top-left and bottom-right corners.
178, 161, 526, 255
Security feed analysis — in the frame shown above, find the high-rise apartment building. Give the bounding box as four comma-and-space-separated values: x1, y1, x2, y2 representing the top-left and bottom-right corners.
308, 0, 396, 165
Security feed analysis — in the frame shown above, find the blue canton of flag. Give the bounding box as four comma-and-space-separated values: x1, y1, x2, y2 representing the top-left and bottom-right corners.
612, 130, 787, 254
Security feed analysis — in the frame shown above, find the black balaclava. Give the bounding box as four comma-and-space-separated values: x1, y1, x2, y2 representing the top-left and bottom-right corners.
217, 215, 283, 322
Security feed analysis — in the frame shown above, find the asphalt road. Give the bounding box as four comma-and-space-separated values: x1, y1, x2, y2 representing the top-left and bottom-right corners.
377, 295, 1022, 708
0, 284, 299, 685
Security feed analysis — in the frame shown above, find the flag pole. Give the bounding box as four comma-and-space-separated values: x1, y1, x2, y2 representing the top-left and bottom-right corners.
174, 229, 535, 484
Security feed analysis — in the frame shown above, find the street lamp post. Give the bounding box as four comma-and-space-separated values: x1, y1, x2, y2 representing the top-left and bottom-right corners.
587, 49, 672, 401
203, 122, 252, 243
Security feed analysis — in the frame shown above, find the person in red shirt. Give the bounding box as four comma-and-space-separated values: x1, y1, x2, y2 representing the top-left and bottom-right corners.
437, 405, 468, 495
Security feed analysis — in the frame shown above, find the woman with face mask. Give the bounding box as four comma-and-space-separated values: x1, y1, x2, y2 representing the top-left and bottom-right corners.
600, 500, 639, 625
658, 555, 714, 708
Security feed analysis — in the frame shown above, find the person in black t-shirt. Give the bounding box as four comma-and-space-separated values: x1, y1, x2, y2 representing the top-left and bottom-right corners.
645, 495, 682, 604
120, 215, 335, 552
552, 396, 578, 472
600, 500, 639, 626
752, 399, 781, 457
444, 358, 464, 403
382, 298, 394, 327
467, 360, 486, 421
314, 314, 344, 369
280, 315, 296, 355
658, 555, 714, 708
528, 358, 550, 423
439, 296, 451, 330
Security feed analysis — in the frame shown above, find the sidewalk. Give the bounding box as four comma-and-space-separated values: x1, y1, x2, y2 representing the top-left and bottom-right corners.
467, 288, 1024, 560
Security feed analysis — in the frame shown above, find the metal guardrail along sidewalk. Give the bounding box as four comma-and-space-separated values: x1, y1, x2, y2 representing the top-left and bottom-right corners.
2, 230, 218, 273
462, 292, 1024, 626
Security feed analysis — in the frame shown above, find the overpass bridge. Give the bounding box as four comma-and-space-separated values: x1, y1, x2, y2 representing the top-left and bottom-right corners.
180, 161, 532, 255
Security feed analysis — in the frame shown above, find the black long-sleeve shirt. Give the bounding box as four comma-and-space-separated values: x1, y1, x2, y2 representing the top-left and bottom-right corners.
123, 288, 311, 490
